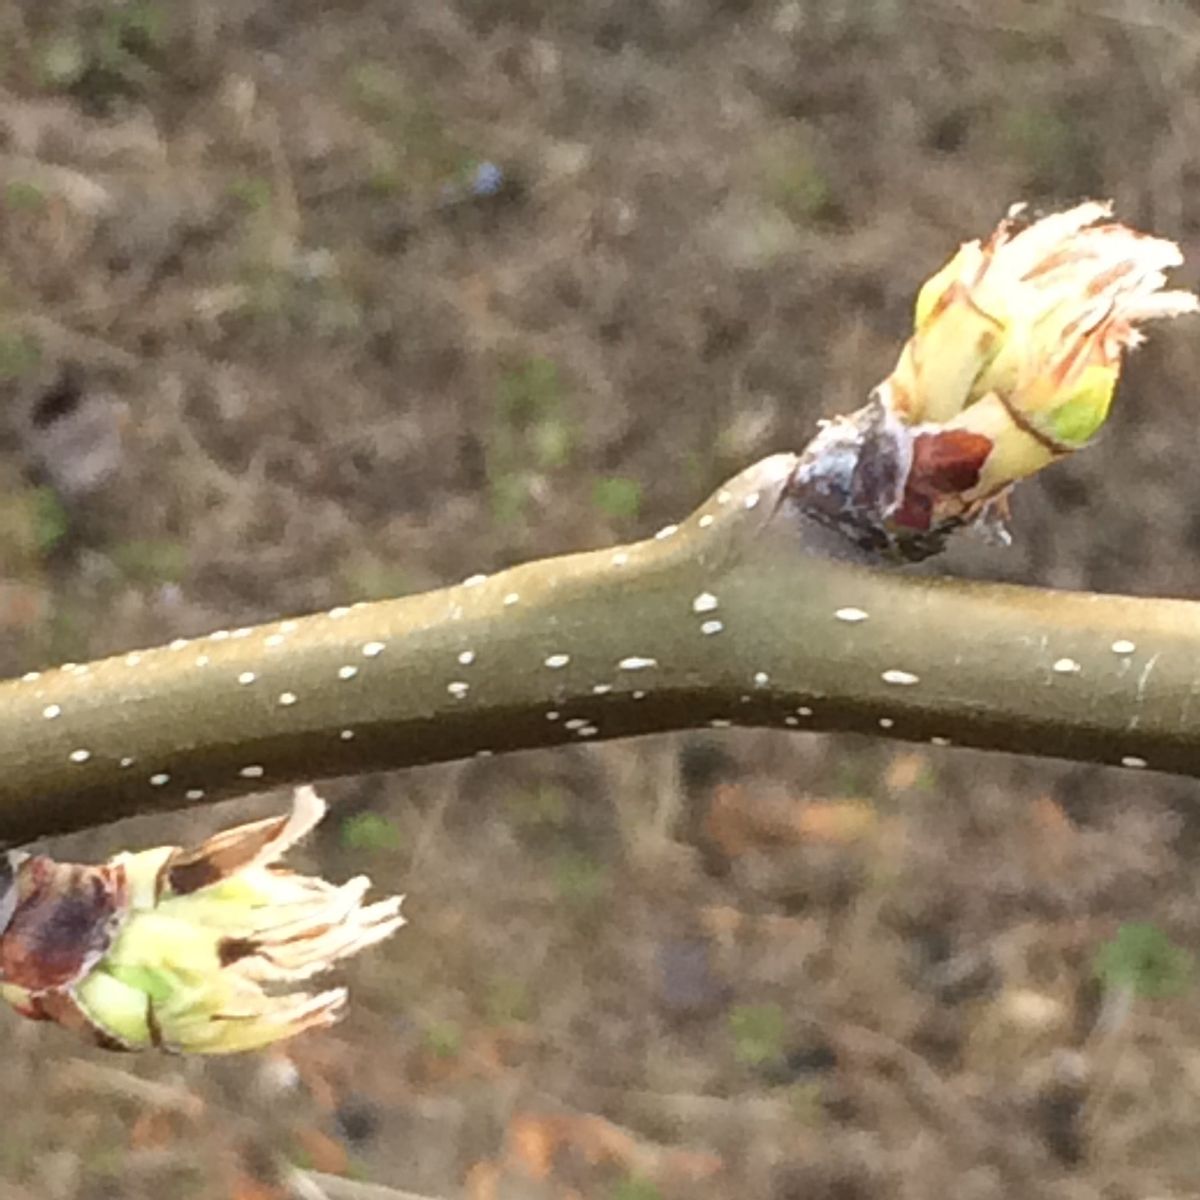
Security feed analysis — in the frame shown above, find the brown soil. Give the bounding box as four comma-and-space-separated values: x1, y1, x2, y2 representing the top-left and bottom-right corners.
2, 2, 1200, 1197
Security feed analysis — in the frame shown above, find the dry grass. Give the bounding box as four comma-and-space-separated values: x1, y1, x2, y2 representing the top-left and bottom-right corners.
2, 1, 1200, 1196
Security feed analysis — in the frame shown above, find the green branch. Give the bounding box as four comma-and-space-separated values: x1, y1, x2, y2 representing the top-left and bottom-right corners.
3, 202, 1197, 850
0, 451, 1195, 847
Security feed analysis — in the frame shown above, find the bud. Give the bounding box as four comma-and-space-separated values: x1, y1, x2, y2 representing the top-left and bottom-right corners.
0, 787, 403, 1054
883, 201, 1197, 522
788, 203, 1197, 559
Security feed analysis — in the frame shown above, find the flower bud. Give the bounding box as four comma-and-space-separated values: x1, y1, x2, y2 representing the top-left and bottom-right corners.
787, 202, 1197, 560
0, 787, 403, 1054
881, 202, 1197, 532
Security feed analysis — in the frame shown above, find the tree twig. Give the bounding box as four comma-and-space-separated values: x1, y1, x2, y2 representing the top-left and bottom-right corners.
0, 450, 1196, 846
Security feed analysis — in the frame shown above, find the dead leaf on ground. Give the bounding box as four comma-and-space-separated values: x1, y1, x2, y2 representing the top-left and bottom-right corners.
704, 783, 877, 858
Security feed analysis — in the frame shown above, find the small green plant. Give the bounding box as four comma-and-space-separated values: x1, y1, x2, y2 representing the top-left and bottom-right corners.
1094, 923, 1194, 999
495, 357, 573, 468
423, 1019, 463, 1059
506, 783, 570, 831
485, 976, 532, 1025
1000, 104, 1098, 196
346, 65, 466, 189
0, 486, 69, 573
339, 554, 422, 602
34, 2, 168, 108
489, 356, 575, 525
3, 181, 46, 213
729, 1003, 786, 1066
611, 1177, 663, 1200
551, 852, 608, 907
788, 1081, 826, 1125
340, 811, 405, 854
592, 476, 643, 522
759, 128, 835, 224
0, 332, 41, 381
228, 176, 273, 212
30, 488, 69, 557
110, 538, 188, 585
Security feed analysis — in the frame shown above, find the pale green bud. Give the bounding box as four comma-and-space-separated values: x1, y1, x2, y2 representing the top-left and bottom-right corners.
0, 788, 403, 1054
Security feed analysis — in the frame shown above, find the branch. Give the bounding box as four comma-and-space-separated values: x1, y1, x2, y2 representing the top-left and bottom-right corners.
0, 450, 1195, 846
2, 201, 1195, 849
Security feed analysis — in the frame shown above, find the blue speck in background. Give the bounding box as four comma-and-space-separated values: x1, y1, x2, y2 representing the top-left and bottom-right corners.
470, 161, 505, 197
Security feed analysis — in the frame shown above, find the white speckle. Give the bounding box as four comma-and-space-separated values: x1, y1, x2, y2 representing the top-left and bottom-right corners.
61, 662, 77, 672
238, 671, 256, 686
709, 719, 733, 728
692, 592, 719, 614
119, 757, 135, 768
150, 773, 169, 787
21, 671, 40, 682
42, 704, 61, 720
463, 573, 487, 588
475, 750, 494, 759
655, 523, 679, 540
544, 653, 571, 669
186, 788, 205, 800
209, 629, 231, 641
458, 650, 476, 666
698, 514, 714, 528
232, 627, 253, 639
278, 691, 298, 706
1121, 755, 1148, 769
797, 706, 814, 717
565, 718, 588, 730
592, 683, 613, 695
1111, 639, 1137, 655
784, 716, 800, 727
546, 710, 561, 721
930, 736, 952, 747
754, 671, 769, 687
740, 695, 751, 703
240, 765, 265, 779
618, 656, 657, 671
612, 551, 629, 567
701, 620, 724, 636
195, 654, 210, 667
834, 607, 869, 624
744, 492, 760, 510
362, 641, 385, 658
265, 634, 285, 648
169, 638, 189, 651
280, 620, 299, 634
69, 749, 91, 764
69, 664, 89, 677
577, 725, 598, 738
447, 681, 470, 699
450, 605, 463, 621
339, 729, 355, 741
1052, 657, 1081, 675
124, 653, 141, 667
632, 690, 647, 700
882, 669, 919, 686
338, 665, 359, 681
328, 606, 352, 619
878, 717, 895, 729
503, 592, 520, 606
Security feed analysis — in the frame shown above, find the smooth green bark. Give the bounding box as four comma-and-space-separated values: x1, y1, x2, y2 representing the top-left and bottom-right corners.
0, 452, 1195, 846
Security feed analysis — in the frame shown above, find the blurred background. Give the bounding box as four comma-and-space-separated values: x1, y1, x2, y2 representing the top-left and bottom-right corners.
2, 1, 1200, 1197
